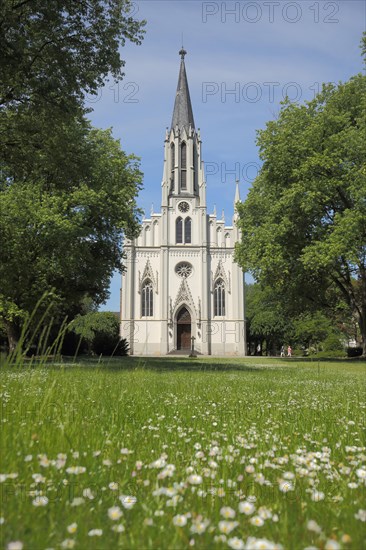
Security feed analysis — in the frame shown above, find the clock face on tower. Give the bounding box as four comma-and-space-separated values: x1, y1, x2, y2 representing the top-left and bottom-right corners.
178, 201, 190, 213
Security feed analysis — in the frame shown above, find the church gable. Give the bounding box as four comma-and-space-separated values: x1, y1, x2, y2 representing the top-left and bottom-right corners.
173, 277, 196, 316
212, 260, 231, 294
138, 259, 158, 294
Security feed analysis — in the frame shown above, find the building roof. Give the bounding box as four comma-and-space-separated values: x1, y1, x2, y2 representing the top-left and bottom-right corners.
171, 49, 195, 132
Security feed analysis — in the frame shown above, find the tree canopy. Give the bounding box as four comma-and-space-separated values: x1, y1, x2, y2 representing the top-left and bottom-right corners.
0, 1, 145, 350
0, 0, 145, 179
0, 0, 145, 110
236, 70, 366, 353
0, 124, 142, 349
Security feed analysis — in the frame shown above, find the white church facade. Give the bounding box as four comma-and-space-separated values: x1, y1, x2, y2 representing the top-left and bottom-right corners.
121, 50, 246, 356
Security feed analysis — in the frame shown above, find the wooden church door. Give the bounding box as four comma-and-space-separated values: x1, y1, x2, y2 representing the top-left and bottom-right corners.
176, 307, 191, 350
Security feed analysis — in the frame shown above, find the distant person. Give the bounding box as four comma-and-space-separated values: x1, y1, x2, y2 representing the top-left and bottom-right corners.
280, 345, 285, 357
287, 345, 292, 357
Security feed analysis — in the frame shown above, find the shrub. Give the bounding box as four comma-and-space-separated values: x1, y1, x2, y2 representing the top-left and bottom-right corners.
322, 334, 345, 352
69, 312, 129, 356
315, 350, 347, 359
347, 347, 363, 358
93, 332, 129, 356
292, 348, 306, 357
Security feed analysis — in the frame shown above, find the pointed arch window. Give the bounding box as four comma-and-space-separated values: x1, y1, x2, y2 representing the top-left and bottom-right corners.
216, 227, 222, 247
170, 143, 175, 189
176, 217, 183, 243
209, 221, 214, 244
180, 142, 187, 190
153, 220, 159, 246
193, 142, 197, 193
141, 280, 153, 317
184, 217, 191, 244
214, 278, 226, 317
145, 225, 151, 246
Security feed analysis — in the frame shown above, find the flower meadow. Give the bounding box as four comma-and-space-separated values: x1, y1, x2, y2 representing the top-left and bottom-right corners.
1, 358, 365, 549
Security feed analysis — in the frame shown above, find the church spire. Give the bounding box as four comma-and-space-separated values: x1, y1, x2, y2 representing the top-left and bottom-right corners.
171, 49, 195, 132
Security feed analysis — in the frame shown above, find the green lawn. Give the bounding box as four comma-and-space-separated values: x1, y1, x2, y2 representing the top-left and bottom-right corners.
1, 357, 365, 549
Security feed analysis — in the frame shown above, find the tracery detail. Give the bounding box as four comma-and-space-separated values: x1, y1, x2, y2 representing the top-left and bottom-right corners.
175, 262, 193, 278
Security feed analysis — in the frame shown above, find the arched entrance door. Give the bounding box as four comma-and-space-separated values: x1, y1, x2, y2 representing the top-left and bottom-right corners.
176, 307, 191, 350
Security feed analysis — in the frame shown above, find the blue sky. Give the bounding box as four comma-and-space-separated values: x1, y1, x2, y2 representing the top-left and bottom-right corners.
94, 0, 365, 311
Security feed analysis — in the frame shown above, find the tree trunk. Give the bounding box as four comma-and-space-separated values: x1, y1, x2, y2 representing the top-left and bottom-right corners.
333, 269, 366, 356
356, 268, 366, 356
358, 305, 366, 356
4, 320, 20, 353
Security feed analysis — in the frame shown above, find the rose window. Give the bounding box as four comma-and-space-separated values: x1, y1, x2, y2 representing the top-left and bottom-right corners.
175, 262, 193, 278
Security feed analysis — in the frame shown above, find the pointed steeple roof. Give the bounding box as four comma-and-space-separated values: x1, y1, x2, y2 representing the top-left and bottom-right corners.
171, 49, 195, 132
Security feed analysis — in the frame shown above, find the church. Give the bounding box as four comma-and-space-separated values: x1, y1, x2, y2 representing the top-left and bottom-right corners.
120, 50, 246, 356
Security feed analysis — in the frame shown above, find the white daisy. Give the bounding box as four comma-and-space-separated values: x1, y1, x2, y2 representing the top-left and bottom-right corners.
83, 488, 94, 500
228, 537, 245, 549
220, 506, 236, 519
190, 519, 209, 534
355, 509, 366, 522
66, 466, 86, 475
239, 501, 255, 515
173, 514, 187, 526
250, 516, 265, 527
218, 520, 238, 534
187, 474, 203, 485
70, 497, 85, 507
108, 506, 123, 521
88, 529, 103, 536
311, 490, 325, 502
7, 543, 23, 550
32, 496, 48, 507
119, 495, 137, 509
278, 480, 294, 492
324, 541, 341, 550
61, 539, 75, 549
111, 524, 125, 533
307, 520, 322, 534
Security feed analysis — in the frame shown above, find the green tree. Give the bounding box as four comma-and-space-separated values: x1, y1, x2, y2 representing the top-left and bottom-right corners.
292, 311, 339, 352
0, 1, 145, 351
0, 0, 145, 182
245, 283, 292, 355
236, 70, 366, 354
0, 0, 144, 109
361, 31, 366, 63
0, 125, 142, 350
70, 311, 128, 356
